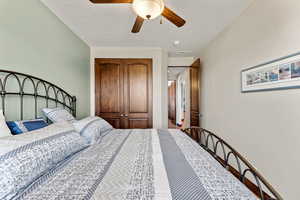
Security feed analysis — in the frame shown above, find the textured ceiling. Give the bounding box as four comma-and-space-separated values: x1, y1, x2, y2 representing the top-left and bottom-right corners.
41, 0, 253, 57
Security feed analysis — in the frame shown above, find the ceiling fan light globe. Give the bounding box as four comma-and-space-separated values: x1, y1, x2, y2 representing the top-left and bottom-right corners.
132, 0, 164, 20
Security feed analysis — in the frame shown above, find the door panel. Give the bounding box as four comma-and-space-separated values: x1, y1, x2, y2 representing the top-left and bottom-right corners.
190, 59, 201, 127
124, 59, 153, 128
95, 59, 124, 127
105, 119, 121, 129
95, 59, 152, 129
128, 119, 149, 129
99, 63, 121, 113
128, 63, 148, 113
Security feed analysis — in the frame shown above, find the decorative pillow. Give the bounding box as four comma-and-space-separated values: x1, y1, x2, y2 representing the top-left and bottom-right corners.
73, 116, 113, 144
6, 119, 48, 135
42, 107, 76, 123
0, 110, 12, 138
0, 122, 88, 200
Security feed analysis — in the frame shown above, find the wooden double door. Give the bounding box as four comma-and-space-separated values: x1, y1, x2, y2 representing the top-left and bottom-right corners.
95, 58, 153, 129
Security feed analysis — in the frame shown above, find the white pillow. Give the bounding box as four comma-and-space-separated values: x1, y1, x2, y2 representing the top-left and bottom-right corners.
73, 116, 113, 144
0, 110, 12, 138
42, 108, 76, 123
0, 121, 88, 200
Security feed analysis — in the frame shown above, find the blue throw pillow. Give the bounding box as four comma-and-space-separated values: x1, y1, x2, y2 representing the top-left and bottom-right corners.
6, 119, 48, 135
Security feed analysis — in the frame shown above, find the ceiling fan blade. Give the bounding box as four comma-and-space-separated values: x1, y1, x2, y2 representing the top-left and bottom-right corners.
162, 7, 186, 27
132, 16, 144, 33
89, 0, 133, 3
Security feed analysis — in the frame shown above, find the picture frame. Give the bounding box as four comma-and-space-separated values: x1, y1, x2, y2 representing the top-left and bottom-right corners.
241, 52, 300, 92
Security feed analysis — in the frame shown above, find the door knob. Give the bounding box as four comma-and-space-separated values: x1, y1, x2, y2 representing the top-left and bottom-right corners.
120, 114, 124, 117
124, 114, 128, 117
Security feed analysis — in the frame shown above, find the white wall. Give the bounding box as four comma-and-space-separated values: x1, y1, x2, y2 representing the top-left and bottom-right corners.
90, 47, 168, 128
168, 57, 195, 66
0, 0, 90, 119
200, 0, 300, 199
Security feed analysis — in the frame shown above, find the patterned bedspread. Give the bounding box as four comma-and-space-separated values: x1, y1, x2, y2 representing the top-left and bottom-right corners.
13, 129, 258, 200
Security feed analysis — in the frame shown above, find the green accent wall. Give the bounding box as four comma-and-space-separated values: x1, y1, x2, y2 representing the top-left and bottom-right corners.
0, 0, 90, 119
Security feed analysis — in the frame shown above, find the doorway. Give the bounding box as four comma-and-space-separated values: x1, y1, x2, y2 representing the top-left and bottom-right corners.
168, 67, 190, 129
167, 59, 201, 129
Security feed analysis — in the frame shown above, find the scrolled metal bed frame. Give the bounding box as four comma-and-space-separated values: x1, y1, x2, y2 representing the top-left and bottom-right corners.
0, 70, 76, 119
1, 69, 282, 199
182, 127, 283, 200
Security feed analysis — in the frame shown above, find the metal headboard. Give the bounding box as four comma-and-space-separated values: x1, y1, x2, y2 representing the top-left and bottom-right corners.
183, 127, 283, 200
0, 69, 76, 120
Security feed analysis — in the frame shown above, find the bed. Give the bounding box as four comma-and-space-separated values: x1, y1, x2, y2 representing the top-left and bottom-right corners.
0, 70, 282, 200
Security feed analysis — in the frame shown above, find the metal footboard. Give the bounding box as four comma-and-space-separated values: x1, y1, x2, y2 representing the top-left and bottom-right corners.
182, 127, 283, 200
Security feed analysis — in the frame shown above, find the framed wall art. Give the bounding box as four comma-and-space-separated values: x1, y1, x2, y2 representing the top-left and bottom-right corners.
241, 52, 300, 92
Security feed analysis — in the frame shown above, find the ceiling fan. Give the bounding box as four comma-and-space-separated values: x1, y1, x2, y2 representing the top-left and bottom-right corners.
89, 0, 186, 33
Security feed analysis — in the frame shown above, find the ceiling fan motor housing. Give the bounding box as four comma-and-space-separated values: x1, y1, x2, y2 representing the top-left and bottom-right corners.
132, 0, 165, 20
88, 0, 185, 33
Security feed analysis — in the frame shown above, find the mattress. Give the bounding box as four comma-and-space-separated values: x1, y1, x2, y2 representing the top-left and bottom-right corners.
12, 129, 258, 200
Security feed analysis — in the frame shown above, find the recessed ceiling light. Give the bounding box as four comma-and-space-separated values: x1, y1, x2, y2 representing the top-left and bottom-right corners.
173, 40, 180, 46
